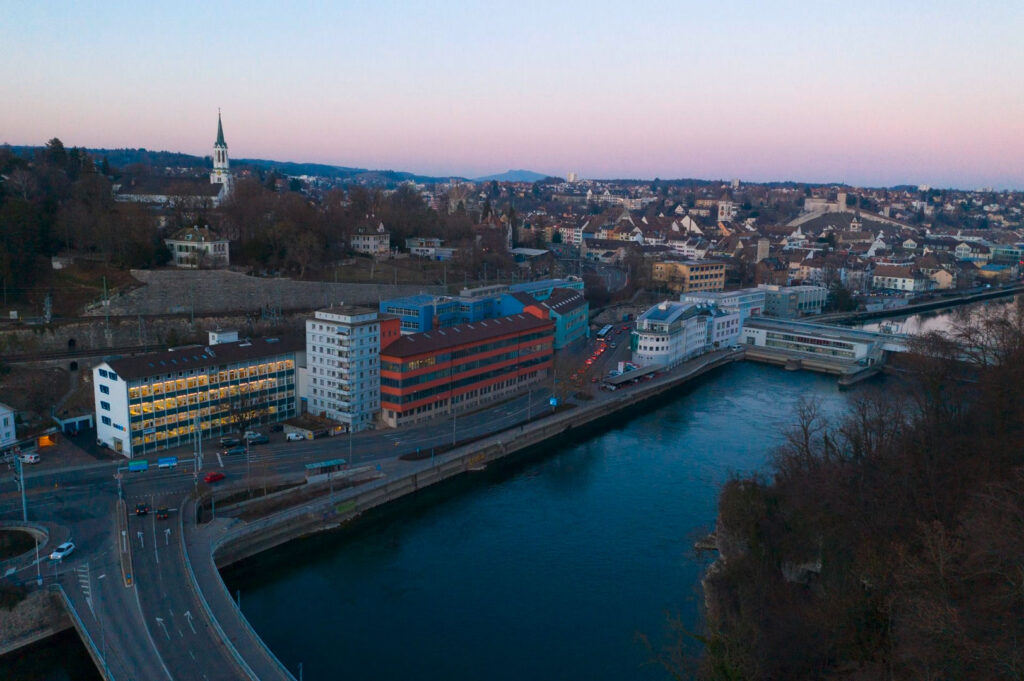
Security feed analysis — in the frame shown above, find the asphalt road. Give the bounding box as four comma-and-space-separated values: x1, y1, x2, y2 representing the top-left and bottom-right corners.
0, 329, 645, 681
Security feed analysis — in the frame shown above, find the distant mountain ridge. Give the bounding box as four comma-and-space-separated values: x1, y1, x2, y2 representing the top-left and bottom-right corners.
474, 169, 552, 183
4, 145, 463, 187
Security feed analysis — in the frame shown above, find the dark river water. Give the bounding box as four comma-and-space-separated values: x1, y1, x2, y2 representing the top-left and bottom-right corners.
224, 363, 855, 681
1, 362, 860, 681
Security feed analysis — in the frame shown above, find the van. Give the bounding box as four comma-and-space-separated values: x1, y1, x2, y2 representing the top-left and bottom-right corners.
18, 453, 40, 464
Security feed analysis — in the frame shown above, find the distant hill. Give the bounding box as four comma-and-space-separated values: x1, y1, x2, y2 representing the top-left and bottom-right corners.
235, 158, 460, 185
4, 145, 461, 187
474, 169, 552, 183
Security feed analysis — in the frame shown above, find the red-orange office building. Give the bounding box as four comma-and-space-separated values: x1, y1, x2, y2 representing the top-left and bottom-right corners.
379, 313, 554, 427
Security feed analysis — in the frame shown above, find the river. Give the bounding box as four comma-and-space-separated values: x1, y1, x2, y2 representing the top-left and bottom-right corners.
0, 362, 862, 681
222, 363, 856, 681
857, 293, 1022, 334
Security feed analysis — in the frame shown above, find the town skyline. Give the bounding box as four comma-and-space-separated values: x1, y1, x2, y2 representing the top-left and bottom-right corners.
3, 1, 1022, 190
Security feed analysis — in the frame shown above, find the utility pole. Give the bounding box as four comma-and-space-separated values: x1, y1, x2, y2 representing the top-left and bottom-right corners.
15, 455, 27, 522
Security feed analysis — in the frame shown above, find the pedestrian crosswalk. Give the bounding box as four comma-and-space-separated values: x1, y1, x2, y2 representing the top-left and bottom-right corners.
76, 563, 91, 602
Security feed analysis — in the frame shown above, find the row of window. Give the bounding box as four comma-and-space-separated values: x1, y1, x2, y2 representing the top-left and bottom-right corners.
382, 354, 551, 406
380, 344, 550, 389
126, 362, 294, 399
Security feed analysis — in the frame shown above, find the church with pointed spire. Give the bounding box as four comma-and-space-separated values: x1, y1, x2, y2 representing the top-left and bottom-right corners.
210, 110, 231, 188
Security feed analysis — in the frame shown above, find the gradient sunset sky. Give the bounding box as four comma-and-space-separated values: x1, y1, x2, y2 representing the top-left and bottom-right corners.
3, 1, 1022, 188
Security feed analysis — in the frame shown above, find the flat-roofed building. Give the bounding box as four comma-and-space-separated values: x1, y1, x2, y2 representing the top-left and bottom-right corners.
380, 314, 554, 428
757, 284, 829, 318
306, 306, 399, 432
633, 300, 741, 368
741, 318, 876, 361
652, 259, 727, 293
93, 336, 302, 458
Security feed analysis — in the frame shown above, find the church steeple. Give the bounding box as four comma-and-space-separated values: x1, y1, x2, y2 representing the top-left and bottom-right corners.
215, 111, 226, 147
211, 109, 230, 186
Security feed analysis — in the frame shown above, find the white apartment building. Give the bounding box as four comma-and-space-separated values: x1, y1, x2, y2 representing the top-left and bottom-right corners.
871, 265, 930, 292
351, 223, 391, 257
306, 306, 385, 432
0, 402, 15, 450
633, 301, 741, 369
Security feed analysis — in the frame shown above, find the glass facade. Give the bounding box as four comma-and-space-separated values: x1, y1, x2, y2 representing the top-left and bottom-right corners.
126, 355, 296, 454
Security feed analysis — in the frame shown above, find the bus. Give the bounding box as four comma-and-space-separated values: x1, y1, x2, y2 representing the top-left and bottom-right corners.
596, 324, 613, 340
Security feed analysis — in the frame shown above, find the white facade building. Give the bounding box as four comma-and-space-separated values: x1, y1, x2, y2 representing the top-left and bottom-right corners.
93, 337, 301, 458
351, 223, 391, 256
633, 301, 741, 369
742, 318, 876, 362
306, 306, 383, 432
164, 226, 230, 268
0, 402, 15, 450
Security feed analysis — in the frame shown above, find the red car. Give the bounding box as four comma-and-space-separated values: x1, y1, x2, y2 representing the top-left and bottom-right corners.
203, 471, 225, 484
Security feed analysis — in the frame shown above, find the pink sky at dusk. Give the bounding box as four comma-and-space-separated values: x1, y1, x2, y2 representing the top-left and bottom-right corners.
2, 0, 1022, 188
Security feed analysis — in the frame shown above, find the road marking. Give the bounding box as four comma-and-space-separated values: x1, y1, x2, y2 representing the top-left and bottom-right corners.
155, 616, 171, 640
184, 610, 196, 634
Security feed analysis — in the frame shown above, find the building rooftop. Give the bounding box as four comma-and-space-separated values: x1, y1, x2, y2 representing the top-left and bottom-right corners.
314, 305, 379, 318
115, 176, 224, 197
106, 335, 304, 381
639, 301, 708, 324
381, 314, 552, 358
380, 294, 443, 307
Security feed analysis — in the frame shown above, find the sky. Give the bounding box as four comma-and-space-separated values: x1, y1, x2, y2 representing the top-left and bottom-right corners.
2, 0, 1023, 189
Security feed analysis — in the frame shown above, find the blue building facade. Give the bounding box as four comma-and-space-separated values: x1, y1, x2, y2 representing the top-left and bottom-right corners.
381, 277, 587, 337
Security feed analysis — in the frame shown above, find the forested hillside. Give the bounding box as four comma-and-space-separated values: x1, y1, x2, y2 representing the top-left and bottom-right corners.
697, 306, 1024, 680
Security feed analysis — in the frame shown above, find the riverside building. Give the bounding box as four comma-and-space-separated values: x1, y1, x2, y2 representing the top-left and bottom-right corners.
306, 306, 400, 432
379, 313, 554, 428
632, 301, 741, 369
92, 336, 302, 458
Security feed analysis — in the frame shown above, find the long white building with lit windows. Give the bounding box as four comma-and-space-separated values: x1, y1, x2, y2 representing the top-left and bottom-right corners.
93, 335, 302, 458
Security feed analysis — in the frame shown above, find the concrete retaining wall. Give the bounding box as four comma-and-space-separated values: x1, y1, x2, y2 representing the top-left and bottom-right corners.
210, 352, 744, 569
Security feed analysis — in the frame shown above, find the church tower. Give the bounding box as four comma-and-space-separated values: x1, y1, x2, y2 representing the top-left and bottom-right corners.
210, 110, 230, 186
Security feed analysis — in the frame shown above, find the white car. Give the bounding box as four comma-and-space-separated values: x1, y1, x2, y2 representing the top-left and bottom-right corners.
285, 432, 305, 442
50, 541, 75, 561
18, 453, 40, 464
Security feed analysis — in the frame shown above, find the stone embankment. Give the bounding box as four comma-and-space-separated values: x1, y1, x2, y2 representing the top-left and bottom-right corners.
92, 270, 443, 317
200, 351, 745, 570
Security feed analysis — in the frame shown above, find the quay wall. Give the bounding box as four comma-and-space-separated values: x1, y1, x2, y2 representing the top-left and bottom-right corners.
211, 352, 745, 569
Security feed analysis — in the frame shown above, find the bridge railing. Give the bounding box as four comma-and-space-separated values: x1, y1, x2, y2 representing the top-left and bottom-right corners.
50, 584, 115, 681
179, 498, 297, 681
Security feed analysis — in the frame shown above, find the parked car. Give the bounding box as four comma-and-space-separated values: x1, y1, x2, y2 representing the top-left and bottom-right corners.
219, 437, 241, 447
203, 471, 225, 484
222, 445, 247, 456
285, 432, 305, 442
243, 431, 263, 440
50, 541, 75, 561
155, 508, 170, 520
246, 434, 269, 445
135, 503, 150, 515
18, 453, 40, 464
